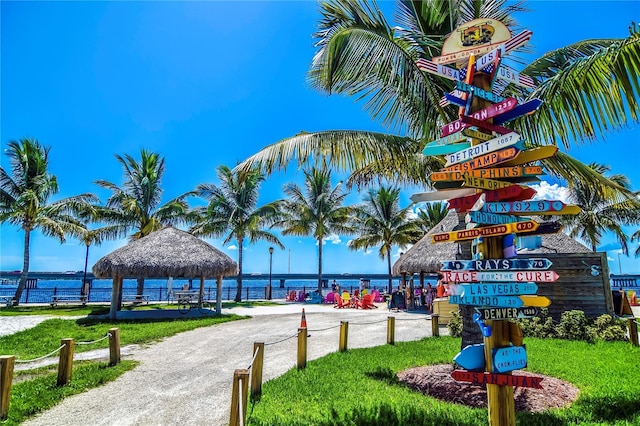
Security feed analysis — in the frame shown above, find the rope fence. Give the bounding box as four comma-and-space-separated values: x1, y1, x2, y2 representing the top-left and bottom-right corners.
1, 328, 122, 421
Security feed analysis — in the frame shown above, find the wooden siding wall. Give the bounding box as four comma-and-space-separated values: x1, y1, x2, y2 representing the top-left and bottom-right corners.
531, 252, 613, 319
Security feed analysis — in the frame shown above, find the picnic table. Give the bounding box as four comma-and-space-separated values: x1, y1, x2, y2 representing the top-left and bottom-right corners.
173, 291, 206, 314
121, 294, 150, 306
50, 295, 88, 307
0, 295, 15, 307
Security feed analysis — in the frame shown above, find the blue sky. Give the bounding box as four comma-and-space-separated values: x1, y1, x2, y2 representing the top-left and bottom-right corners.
1, 1, 639, 276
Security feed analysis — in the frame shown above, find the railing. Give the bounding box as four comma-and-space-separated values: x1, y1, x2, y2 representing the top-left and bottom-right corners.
611, 274, 640, 290
0, 285, 383, 305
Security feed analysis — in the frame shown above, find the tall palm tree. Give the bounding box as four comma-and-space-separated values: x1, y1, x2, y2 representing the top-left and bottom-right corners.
189, 165, 283, 302
559, 163, 640, 254
77, 225, 124, 289
95, 149, 190, 296
349, 186, 422, 293
237, 1, 639, 201
415, 201, 449, 235
632, 229, 640, 257
277, 167, 354, 293
0, 138, 97, 304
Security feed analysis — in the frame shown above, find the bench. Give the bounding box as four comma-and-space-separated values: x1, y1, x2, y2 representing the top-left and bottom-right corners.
0, 295, 16, 308
50, 295, 88, 307
121, 294, 150, 306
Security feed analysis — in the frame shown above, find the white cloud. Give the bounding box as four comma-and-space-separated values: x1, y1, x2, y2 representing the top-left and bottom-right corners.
227, 245, 237, 251
530, 181, 570, 202
324, 234, 342, 245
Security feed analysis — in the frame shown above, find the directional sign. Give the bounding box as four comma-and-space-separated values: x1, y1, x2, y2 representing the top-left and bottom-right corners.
431, 166, 543, 183
440, 258, 553, 271
456, 81, 505, 104
493, 99, 544, 125
432, 29, 533, 65
466, 210, 530, 226
443, 147, 521, 173
469, 97, 518, 123
483, 200, 578, 215
424, 131, 468, 148
444, 92, 467, 107
492, 345, 527, 373
445, 132, 522, 166
416, 58, 461, 80
442, 270, 560, 283
449, 294, 524, 308
460, 282, 538, 297
519, 295, 552, 307
453, 344, 485, 371
410, 188, 477, 203
501, 145, 558, 167
431, 220, 539, 243
475, 306, 540, 320
422, 141, 472, 156
518, 221, 563, 236
462, 176, 519, 191
451, 369, 543, 389
476, 47, 503, 72
494, 64, 536, 89
462, 128, 493, 141
461, 115, 513, 135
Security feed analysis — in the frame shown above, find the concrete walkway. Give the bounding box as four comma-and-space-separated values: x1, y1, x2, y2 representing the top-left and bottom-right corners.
20, 304, 442, 425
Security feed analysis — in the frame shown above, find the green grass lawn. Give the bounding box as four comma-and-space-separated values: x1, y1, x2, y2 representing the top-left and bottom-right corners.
246, 337, 640, 426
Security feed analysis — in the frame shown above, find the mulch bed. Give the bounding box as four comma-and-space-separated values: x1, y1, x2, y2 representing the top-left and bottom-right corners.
397, 364, 579, 413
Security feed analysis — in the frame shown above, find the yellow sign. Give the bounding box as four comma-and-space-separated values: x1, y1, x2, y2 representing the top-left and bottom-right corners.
435, 18, 511, 65
518, 295, 551, 307
501, 145, 558, 167
431, 220, 539, 243
463, 175, 513, 190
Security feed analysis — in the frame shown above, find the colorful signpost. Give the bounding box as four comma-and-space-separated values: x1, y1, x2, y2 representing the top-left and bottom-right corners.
447, 186, 536, 211
518, 295, 551, 307
431, 220, 539, 243
422, 141, 472, 156
430, 166, 543, 183
440, 258, 553, 271
475, 306, 540, 320
443, 147, 521, 173
453, 344, 486, 371
492, 98, 544, 125
466, 210, 529, 225
492, 346, 527, 373
441, 270, 559, 283
500, 145, 558, 167
455, 81, 506, 103
450, 370, 543, 389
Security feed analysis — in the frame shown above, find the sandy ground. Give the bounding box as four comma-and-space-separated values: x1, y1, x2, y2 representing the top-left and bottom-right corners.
5, 303, 442, 425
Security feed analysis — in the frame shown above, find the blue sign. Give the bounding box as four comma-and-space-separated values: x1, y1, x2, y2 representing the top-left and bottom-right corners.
441, 258, 553, 271
460, 282, 538, 297
449, 294, 524, 308
492, 345, 528, 373
493, 99, 543, 125
453, 343, 485, 371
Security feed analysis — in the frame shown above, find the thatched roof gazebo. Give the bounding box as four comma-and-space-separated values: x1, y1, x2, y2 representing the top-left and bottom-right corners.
93, 226, 238, 319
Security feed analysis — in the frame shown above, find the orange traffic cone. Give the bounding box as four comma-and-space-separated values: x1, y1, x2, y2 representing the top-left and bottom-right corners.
300, 308, 307, 328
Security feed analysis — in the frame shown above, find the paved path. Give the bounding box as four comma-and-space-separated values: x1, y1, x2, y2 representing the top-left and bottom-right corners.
20, 304, 442, 425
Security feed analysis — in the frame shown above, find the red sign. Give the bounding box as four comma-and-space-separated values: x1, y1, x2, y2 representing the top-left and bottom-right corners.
451, 369, 543, 389
447, 186, 536, 212
441, 270, 560, 283
440, 99, 515, 137
461, 115, 512, 135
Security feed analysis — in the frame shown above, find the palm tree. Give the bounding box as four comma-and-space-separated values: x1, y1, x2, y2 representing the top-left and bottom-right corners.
632, 230, 640, 257
558, 163, 640, 254
237, 1, 639, 201
277, 167, 354, 293
95, 149, 190, 296
189, 165, 283, 302
0, 138, 97, 304
349, 186, 422, 293
77, 225, 124, 289
415, 201, 449, 235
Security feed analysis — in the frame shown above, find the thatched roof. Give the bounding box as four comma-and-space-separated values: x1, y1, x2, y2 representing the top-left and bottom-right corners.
92, 226, 238, 278
393, 211, 464, 275
393, 210, 591, 275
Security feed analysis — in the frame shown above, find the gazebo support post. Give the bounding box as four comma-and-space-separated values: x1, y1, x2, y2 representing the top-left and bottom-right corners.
109, 276, 123, 320
216, 275, 222, 315
199, 276, 205, 306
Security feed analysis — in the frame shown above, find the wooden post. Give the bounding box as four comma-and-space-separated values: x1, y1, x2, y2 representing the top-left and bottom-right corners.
297, 328, 307, 369
109, 328, 121, 366
216, 276, 223, 315
339, 321, 349, 352
0, 356, 15, 420
484, 316, 515, 426
387, 316, 395, 345
431, 314, 440, 337
229, 369, 249, 426
57, 338, 75, 387
250, 342, 264, 400
629, 318, 639, 347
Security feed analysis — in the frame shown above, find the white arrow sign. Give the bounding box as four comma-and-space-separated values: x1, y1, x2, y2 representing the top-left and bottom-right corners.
445, 132, 522, 167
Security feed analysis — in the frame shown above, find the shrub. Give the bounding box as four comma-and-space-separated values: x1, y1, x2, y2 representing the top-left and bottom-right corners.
447, 310, 462, 337
586, 313, 628, 342
557, 310, 592, 342
517, 308, 557, 338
